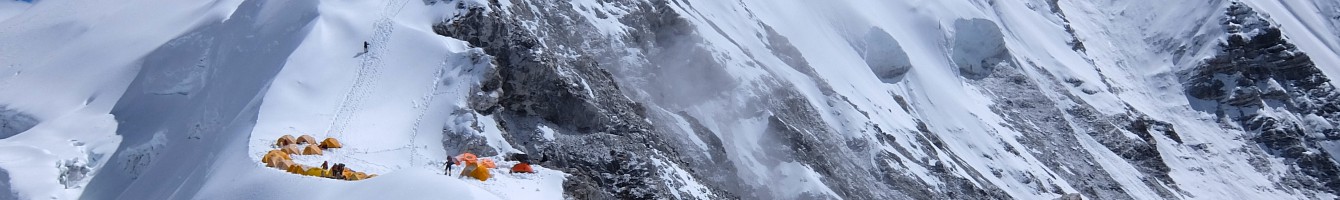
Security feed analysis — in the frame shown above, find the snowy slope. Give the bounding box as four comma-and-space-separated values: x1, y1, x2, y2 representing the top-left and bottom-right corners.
3, 0, 1340, 199
0, 0, 560, 199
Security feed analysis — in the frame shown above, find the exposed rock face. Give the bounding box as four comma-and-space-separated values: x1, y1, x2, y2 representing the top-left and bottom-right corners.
434, 1, 703, 199
430, 1, 1009, 199
1184, 2, 1340, 193
423, 0, 1340, 199
971, 56, 1184, 199
1054, 193, 1083, 200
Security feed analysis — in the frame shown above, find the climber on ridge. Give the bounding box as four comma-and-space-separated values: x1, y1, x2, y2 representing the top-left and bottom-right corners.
355, 41, 371, 57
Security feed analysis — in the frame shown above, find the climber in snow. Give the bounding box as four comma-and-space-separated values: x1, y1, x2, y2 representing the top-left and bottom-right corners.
355, 41, 371, 57
444, 158, 456, 174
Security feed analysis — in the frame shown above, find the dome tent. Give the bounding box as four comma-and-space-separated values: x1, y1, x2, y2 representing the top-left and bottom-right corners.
280, 144, 301, 155
297, 135, 318, 144
262, 150, 290, 167
274, 159, 297, 170
275, 135, 297, 147
286, 164, 304, 174
302, 144, 323, 155
510, 162, 534, 173
468, 163, 491, 181
304, 167, 326, 177
320, 137, 342, 149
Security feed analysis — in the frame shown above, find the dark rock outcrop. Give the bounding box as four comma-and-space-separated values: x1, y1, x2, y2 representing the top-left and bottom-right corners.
1184, 2, 1340, 193
434, 1, 703, 199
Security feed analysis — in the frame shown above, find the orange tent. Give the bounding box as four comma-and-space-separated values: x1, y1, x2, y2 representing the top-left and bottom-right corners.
320, 138, 343, 149
510, 163, 534, 173
276, 135, 297, 147
281, 144, 301, 155
478, 158, 497, 168
455, 153, 478, 165
302, 144, 323, 155
297, 135, 318, 144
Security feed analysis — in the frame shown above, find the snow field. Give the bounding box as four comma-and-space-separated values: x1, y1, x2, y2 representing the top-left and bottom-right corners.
243, 0, 565, 199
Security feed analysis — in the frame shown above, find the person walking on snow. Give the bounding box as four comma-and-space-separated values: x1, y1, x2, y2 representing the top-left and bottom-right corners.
444, 158, 456, 175
355, 41, 371, 57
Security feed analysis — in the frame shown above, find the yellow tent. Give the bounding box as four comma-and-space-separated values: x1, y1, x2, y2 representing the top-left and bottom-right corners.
344, 172, 369, 181
297, 135, 318, 144
276, 135, 297, 147
280, 144, 301, 155
302, 144, 323, 155
274, 160, 295, 170
341, 168, 355, 179
262, 150, 290, 167
275, 150, 292, 159
320, 138, 343, 149
468, 163, 491, 181
287, 164, 304, 174
304, 167, 326, 177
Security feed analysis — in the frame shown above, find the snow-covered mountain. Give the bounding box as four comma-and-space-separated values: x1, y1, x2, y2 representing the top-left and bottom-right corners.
3, 0, 1340, 199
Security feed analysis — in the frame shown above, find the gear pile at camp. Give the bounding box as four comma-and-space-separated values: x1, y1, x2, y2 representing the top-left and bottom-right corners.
261, 134, 374, 180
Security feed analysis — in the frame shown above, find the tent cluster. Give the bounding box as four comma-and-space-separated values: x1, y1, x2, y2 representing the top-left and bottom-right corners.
455, 153, 495, 181
275, 135, 342, 155
452, 153, 536, 181
263, 134, 372, 181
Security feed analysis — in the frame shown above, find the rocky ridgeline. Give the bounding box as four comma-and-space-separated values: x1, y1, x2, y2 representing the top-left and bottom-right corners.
1184, 2, 1340, 193
432, 1, 701, 199
429, 0, 983, 199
